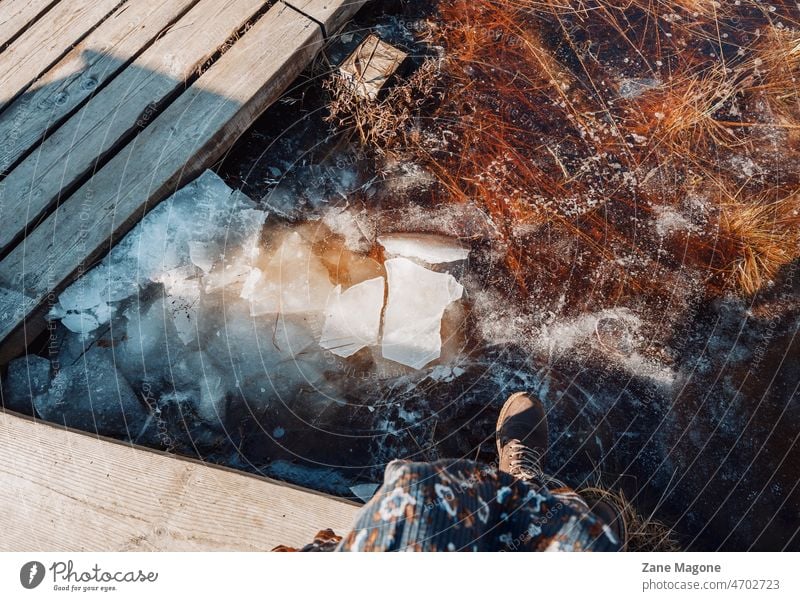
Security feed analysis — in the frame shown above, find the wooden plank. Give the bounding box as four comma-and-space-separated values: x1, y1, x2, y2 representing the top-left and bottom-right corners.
0, 0, 124, 112
0, 0, 54, 50
0, 0, 200, 175
0, 2, 325, 359
0, 0, 267, 256
284, 0, 368, 35
0, 410, 360, 551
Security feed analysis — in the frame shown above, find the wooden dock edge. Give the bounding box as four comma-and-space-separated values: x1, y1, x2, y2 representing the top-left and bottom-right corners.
0, 409, 361, 551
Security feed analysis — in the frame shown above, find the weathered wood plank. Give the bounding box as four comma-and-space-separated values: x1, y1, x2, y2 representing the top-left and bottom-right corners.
0, 2, 324, 358
0, 0, 124, 112
284, 0, 368, 35
0, 0, 54, 50
0, 0, 267, 255
0, 410, 359, 551
0, 0, 200, 175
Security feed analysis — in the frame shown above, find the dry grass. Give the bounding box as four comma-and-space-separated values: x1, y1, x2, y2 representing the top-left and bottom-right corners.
324, 58, 439, 153
580, 486, 682, 551
720, 195, 800, 295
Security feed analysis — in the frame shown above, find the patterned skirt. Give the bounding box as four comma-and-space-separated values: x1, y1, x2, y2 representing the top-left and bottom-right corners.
275, 459, 620, 552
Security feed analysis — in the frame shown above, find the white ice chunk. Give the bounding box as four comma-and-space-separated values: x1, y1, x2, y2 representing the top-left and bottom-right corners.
189, 240, 221, 273
381, 258, 463, 369
242, 232, 334, 316
378, 233, 469, 264
57, 280, 105, 312
350, 483, 380, 502
61, 312, 100, 335
320, 277, 385, 357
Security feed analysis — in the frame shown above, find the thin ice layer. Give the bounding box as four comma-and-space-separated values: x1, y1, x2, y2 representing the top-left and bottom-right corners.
378, 233, 469, 264
381, 258, 463, 369
320, 277, 385, 358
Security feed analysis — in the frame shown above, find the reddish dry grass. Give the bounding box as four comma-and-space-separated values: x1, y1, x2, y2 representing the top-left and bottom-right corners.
328, 0, 800, 308
421, 0, 800, 304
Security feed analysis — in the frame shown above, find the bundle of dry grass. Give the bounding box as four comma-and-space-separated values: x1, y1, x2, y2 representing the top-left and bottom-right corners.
580, 486, 682, 551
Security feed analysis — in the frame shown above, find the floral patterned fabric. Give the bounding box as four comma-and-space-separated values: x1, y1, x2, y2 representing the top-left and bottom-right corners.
277, 459, 620, 552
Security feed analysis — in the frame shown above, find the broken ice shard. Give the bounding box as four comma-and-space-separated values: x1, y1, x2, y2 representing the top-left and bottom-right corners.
155, 266, 202, 345
349, 483, 380, 502
378, 233, 469, 264
189, 240, 221, 273
2, 354, 50, 414
320, 277, 385, 357
241, 231, 334, 316
381, 258, 464, 369
35, 347, 149, 440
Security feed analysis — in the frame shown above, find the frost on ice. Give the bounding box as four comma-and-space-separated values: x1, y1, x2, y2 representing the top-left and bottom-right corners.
320, 277, 385, 357
382, 258, 464, 369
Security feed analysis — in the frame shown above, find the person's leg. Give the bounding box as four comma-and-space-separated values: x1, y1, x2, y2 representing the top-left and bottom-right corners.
495, 391, 626, 548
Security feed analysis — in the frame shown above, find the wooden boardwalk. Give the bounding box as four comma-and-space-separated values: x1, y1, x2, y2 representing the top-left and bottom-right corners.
0, 411, 360, 551
0, 0, 368, 550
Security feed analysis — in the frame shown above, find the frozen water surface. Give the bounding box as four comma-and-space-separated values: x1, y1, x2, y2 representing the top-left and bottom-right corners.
242, 231, 334, 316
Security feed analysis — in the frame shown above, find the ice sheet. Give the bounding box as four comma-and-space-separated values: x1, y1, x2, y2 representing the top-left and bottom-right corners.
378, 233, 469, 264
320, 277, 385, 357
242, 232, 334, 316
381, 258, 464, 369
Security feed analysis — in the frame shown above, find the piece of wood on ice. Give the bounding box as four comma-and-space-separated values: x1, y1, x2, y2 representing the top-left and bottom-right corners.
284, 0, 369, 36
339, 33, 408, 100
0, 411, 360, 551
0, 0, 268, 255
0, 1, 324, 360
0, 0, 122, 111
0, 0, 53, 50
0, 0, 199, 175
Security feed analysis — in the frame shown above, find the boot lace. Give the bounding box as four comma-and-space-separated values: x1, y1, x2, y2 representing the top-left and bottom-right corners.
506, 440, 544, 484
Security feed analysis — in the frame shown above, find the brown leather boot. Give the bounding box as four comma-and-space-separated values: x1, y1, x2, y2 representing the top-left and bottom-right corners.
496, 392, 549, 484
